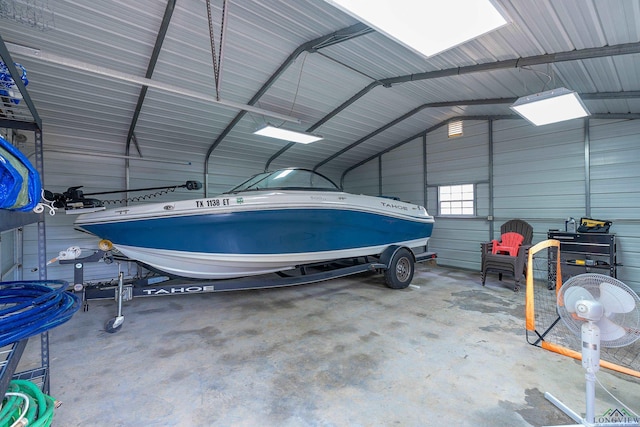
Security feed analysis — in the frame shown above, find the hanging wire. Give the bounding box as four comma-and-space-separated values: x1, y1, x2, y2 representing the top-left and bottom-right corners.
520, 65, 553, 92
206, 0, 228, 100
288, 51, 308, 117
262, 51, 309, 129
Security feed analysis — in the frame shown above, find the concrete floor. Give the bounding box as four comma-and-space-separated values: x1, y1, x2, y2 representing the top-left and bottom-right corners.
18, 264, 640, 426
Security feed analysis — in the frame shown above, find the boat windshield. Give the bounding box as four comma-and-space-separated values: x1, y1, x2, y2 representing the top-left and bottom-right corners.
226, 168, 340, 193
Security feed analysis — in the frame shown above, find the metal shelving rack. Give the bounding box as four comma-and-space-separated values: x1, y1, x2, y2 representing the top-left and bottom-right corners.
0, 33, 50, 395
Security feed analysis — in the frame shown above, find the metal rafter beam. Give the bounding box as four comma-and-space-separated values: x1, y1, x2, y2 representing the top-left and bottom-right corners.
264, 81, 378, 171
589, 113, 640, 119
339, 115, 515, 188
339, 112, 640, 188
582, 91, 640, 99
383, 42, 640, 86
314, 98, 517, 171
268, 41, 640, 168
125, 0, 176, 157
204, 23, 372, 182
6, 46, 303, 124
315, 91, 640, 170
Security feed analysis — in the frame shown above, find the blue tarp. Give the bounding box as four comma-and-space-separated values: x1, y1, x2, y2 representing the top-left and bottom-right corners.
0, 151, 22, 209
0, 135, 41, 211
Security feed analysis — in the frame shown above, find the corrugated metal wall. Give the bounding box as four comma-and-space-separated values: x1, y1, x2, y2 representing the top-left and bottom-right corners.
20, 129, 233, 284
589, 119, 640, 289
424, 121, 490, 271
381, 138, 424, 205
12, 117, 640, 292
344, 118, 640, 292
343, 159, 380, 196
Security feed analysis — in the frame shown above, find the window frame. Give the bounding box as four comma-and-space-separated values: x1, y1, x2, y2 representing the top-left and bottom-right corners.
438, 183, 475, 216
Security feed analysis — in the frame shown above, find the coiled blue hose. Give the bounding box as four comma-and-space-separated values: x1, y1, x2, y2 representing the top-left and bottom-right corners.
0, 280, 80, 347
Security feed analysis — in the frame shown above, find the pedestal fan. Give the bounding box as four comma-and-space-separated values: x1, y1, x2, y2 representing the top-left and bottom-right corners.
545, 273, 640, 427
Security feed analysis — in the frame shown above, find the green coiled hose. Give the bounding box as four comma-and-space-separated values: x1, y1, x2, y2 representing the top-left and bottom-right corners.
0, 380, 57, 427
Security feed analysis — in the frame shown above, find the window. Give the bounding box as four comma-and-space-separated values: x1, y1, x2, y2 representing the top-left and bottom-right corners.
439, 184, 474, 215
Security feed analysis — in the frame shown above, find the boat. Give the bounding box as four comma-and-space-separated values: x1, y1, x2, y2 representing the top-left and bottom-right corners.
74, 168, 435, 280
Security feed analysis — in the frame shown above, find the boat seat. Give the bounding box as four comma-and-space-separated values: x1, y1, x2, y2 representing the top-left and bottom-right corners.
491, 232, 524, 256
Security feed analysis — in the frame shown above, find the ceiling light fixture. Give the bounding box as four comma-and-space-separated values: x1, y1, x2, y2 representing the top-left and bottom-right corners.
323, 0, 508, 58
254, 124, 323, 144
510, 87, 590, 126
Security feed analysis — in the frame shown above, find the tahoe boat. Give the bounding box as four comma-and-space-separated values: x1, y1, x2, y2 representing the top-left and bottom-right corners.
74, 168, 434, 280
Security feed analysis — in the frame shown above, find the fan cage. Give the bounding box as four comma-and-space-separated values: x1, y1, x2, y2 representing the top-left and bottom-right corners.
525, 239, 640, 377
558, 273, 640, 348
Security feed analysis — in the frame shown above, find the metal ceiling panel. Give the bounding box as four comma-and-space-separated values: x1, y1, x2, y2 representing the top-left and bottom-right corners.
1, 0, 640, 181
255, 51, 372, 125
592, 0, 640, 45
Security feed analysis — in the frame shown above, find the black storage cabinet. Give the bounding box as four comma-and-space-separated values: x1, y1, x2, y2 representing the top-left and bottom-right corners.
547, 230, 617, 282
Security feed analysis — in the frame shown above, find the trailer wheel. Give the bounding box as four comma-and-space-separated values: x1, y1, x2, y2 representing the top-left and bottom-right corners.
384, 248, 414, 289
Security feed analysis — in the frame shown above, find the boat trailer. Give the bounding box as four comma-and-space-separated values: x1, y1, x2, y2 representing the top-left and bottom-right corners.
59, 245, 436, 333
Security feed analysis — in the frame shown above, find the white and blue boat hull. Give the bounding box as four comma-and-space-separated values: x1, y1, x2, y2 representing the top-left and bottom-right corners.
75, 174, 434, 279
